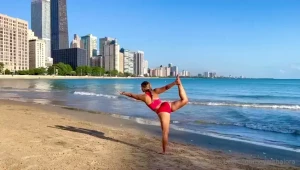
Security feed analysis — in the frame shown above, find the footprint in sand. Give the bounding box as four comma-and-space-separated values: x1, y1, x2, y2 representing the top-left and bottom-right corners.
54, 141, 68, 147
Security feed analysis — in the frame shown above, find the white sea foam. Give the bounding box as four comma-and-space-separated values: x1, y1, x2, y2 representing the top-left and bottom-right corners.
73, 91, 118, 99
188, 101, 300, 110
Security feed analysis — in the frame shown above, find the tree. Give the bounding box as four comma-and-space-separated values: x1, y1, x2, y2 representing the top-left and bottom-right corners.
47, 66, 55, 75
86, 66, 92, 75
70, 71, 76, 76
110, 70, 119, 76
91, 67, 104, 76
118, 72, 124, 77
5, 69, 10, 75
28, 69, 35, 75
18, 70, 29, 75
123, 72, 132, 77
76, 66, 84, 76
33, 67, 46, 75
48, 63, 73, 76
0, 62, 4, 73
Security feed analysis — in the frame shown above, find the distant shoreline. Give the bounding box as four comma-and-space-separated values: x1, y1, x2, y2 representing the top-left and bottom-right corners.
0, 75, 156, 79
0, 75, 278, 80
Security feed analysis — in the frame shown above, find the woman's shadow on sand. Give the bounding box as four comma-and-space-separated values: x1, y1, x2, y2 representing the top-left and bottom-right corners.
49, 125, 154, 153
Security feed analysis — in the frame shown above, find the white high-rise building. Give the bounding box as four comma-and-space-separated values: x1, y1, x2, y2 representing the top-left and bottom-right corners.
134, 51, 144, 76
99, 37, 114, 67
31, 0, 51, 66
122, 49, 134, 74
70, 34, 83, 48
204, 72, 210, 77
28, 29, 38, 40
151, 66, 170, 77
0, 14, 29, 71
171, 66, 178, 76
119, 51, 124, 73
101, 38, 120, 72
81, 34, 97, 66
181, 70, 190, 77
143, 60, 148, 75
29, 39, 46, 69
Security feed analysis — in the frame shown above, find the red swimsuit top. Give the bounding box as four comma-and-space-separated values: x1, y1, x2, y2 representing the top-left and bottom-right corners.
145, 91, 162, 111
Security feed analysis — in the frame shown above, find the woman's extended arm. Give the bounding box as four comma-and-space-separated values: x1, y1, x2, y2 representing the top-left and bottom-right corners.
120, 91, 144, 101
153, 81, 176, 94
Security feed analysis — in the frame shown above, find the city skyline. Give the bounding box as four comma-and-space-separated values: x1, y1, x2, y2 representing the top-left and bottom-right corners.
1, 0, 300, 78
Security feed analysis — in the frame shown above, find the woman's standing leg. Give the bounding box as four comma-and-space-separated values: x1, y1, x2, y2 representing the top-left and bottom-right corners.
158, 112, 171, 153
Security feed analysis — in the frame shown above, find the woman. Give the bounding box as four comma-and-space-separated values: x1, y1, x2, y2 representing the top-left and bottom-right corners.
119, 75, 188, 154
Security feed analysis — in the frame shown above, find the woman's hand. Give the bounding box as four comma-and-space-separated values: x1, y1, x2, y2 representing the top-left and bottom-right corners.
118, 91, 125, 95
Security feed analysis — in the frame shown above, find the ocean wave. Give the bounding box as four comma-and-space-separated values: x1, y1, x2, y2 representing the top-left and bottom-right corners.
194, 120, 300, 135
73, 91, 118, 99
226, 94, 300, 100
188, 101, 300, 110
170, 125, 300, 153
73, 91, 300, 110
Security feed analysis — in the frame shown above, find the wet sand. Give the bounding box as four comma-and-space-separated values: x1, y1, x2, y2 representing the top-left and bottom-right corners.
0, 100, 298, 170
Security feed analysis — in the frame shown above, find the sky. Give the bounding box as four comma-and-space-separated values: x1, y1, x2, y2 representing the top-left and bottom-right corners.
0, 0, 300, 78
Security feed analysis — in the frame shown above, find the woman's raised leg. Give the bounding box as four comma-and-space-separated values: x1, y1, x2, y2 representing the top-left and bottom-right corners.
171, 76, 188, 112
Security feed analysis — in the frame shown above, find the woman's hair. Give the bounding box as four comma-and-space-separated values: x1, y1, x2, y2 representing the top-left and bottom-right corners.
141, 81, 153, 100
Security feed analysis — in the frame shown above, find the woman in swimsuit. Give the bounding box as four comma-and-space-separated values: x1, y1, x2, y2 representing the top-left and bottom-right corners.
119, 75, 188, 153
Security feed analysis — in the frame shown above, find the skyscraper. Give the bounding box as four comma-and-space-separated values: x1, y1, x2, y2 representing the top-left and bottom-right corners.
31, 0, 51, 66
51, 0, 69, 52
119, 50, 124, 73
171, 66, 179, 76
28, 29, 38, 40
143, 60, 148, 75
81, 34, 97, 66
52, 48, 87, 69
99, 37, 114, 67
70, 34, 83, 48
29, 39, 46, 69
0, 14, 29, 71
134, 51, 144, 76
100, 38, 120, 72
121, 48, 134, 74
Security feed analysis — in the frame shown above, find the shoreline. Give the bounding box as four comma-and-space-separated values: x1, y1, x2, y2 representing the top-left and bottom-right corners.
0, 99, 299, 169
53, 105, 300, 166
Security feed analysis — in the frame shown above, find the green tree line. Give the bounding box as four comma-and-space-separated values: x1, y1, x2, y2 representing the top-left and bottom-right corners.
0, 62, 135, 77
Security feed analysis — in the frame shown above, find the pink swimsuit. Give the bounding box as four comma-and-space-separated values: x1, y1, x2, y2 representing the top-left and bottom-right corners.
145, 91, 172, 114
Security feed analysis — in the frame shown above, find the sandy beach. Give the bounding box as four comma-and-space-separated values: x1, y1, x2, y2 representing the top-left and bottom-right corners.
0, 100, 298, 170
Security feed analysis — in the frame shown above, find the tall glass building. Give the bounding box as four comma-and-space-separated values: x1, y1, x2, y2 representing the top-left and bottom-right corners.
31, 0, 51, 65
51, 0, 69, 52
134, 51, 144, 76
81, 34, 97, 66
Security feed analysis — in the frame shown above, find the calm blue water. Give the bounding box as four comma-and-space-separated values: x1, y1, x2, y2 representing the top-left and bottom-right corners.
0, 78, 300, 152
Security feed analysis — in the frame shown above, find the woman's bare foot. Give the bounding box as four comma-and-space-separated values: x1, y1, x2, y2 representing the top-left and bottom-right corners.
175, 74, 181, 85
